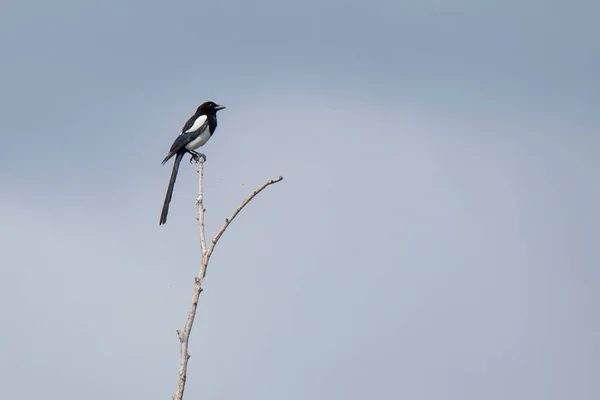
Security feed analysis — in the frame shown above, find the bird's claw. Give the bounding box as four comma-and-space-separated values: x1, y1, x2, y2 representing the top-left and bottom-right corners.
189, 152, 206, 164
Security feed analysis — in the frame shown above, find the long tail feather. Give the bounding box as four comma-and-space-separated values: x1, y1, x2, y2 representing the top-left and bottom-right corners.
160, 152, 184, 225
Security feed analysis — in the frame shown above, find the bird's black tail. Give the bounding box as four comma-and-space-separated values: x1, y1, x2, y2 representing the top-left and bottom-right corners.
160, 152, 184, 225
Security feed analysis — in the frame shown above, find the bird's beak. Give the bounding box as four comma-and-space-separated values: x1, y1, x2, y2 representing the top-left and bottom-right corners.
215, 104, 226, 111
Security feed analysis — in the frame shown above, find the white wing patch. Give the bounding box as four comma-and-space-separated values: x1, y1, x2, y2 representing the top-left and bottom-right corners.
184, 115, 208, 133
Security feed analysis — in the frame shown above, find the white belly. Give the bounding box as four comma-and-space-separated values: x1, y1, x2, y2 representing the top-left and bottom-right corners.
185, 128, 211, 150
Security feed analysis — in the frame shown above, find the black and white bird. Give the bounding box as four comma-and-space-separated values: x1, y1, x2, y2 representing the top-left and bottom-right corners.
160, 101, 226, 225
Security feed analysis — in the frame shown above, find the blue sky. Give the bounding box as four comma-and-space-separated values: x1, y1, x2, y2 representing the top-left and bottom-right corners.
1, 0, 599, 399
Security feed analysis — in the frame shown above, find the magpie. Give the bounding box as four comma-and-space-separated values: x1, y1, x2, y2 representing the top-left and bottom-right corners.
159, 101, 226, 225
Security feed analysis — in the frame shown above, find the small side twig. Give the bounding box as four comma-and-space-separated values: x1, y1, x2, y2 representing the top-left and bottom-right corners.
173, 158, 283, 400
202, 175, 283, 278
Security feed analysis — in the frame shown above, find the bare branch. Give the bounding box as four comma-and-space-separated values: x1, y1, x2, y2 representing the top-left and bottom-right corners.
195, 161, 208, 258
173, 159, 283, 400
202, 175, 283, 278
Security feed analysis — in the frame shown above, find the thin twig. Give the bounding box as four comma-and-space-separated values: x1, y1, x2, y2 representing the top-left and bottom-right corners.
173, 159, 283, 400
203, 175, 283, 278
196, 160, 208, 257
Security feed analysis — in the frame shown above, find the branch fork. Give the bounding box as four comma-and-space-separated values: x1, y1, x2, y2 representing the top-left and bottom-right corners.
173, 158, 283, 400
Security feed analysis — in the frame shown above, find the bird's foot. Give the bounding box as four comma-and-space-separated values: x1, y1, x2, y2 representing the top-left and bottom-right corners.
189, 152, 207, 164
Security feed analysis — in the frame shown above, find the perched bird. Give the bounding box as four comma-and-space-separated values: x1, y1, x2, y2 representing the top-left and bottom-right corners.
160, 101, 226, 225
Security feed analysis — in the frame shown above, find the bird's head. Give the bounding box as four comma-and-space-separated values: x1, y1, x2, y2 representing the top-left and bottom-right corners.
198, 101, 226, 113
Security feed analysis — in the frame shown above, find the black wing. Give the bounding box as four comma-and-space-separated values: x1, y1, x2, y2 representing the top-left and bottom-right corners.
181, 112, 206, 133
161, 115, 209, 164
161, 133, 191, 164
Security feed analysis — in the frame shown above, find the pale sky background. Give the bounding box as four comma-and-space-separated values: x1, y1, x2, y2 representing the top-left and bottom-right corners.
1, 0, 599, 399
